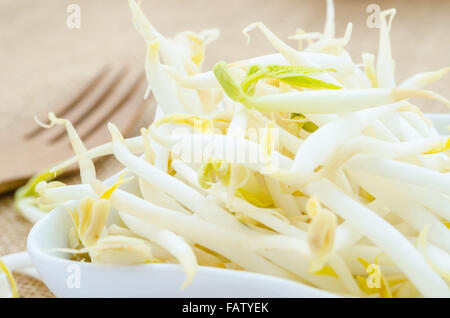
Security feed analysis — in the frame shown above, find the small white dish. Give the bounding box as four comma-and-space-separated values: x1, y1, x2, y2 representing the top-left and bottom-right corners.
26, 113, 449, 298
27, 206, 336, 298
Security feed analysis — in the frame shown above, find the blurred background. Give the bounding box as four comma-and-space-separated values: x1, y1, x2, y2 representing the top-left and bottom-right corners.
2, 0, 449, 132
0, 0, 449, 297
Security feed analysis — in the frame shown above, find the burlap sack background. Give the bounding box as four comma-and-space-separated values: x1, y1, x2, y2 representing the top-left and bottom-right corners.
0, 0, 448, 297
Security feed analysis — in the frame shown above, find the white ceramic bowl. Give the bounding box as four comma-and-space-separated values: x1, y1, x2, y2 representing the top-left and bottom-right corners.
26, 113, 449, 298
27, 207, 336, 298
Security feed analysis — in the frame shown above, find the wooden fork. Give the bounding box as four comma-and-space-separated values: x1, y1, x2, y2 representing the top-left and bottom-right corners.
0, 66, 154, 194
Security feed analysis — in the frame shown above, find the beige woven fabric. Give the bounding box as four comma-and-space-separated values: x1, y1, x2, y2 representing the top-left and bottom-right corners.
0, 197, 54, 297
0, 156, 133, 298
0, 0, 449, 298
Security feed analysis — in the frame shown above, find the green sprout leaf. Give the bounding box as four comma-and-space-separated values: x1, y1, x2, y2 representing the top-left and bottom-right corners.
14, 169, 59, 201
241, 64, 341, 95
213, 61, 246, 103
14, 169, 61, 217
244, 65, 263, 95
212, 62, 342, 114
290, 112, 306, 119
303, 121, 319, 133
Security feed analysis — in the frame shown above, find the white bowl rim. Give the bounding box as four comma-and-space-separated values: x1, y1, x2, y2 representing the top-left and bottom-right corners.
27, 207, 338, 298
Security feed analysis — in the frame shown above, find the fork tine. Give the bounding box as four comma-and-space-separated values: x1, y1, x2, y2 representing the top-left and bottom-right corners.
25, 66, 111, 139
50, 69, 146, 149
120, 91, 156, 136
83, 84, 152, 150
78, 71, 147, 141
44, 66, 129, 143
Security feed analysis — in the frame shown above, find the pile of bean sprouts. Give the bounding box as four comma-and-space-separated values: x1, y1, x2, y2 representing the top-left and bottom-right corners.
3, 0, 450, 298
